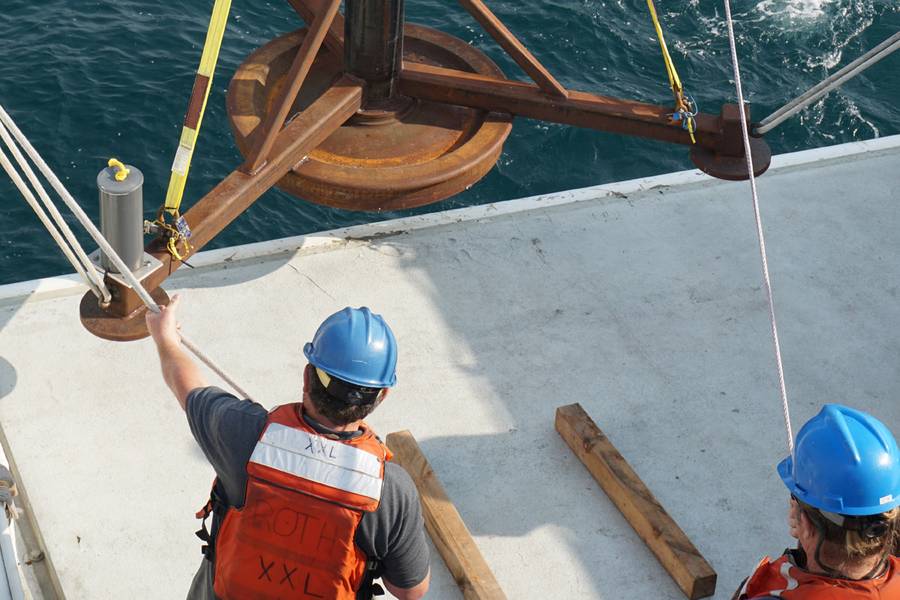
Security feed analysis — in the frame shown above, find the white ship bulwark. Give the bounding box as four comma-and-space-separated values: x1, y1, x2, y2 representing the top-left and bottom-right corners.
0, 136, 899, 598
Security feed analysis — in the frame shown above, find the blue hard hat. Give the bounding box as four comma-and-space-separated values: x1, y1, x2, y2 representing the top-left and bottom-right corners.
303, 307, 398, 388
778, 404, 900, 516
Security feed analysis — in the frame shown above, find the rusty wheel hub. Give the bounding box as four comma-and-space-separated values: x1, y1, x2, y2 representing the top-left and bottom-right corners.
80, 287, 170, 342
690, 136, 771, 181
227, 24, 513, 212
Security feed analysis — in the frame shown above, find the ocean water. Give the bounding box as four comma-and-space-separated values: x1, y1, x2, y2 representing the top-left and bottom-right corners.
0, 0, 897, 285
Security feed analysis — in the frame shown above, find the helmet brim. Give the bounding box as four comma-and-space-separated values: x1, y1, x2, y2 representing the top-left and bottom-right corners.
303, 342, 397, 388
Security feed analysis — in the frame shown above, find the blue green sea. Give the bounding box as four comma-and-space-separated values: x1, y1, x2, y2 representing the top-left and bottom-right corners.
0, 0, 897, 285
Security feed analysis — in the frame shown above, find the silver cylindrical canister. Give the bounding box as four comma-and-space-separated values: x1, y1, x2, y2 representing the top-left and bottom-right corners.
97, 163, 144, 273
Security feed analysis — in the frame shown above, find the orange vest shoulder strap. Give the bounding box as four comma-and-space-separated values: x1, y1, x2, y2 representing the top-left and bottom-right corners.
743, 553, 900, 599
265, 403, 392, 461
249, 403, 389, 511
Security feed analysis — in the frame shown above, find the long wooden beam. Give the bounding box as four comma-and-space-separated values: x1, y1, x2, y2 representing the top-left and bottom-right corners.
287, 0, 345, 56
244, 0, 343, 173
400, 62, 721, 149
386, 431, 507, 600
555, 404, 717, 600
104, 79, 362, 317
457, 0, 567, 98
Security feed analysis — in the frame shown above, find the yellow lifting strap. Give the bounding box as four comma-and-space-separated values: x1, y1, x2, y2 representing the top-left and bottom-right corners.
162, 0, 233, 216
646, 0, 696, 143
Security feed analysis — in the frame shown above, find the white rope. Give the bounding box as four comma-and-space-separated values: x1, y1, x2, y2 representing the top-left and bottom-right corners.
0, 105, 251, 400
756, 31, 900, 135
0, 136, 108, 302
0, 119, 111, 303
722, 0, 794, 456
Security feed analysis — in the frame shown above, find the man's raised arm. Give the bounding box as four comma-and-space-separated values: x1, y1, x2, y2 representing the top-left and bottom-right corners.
145, 294, 209, 410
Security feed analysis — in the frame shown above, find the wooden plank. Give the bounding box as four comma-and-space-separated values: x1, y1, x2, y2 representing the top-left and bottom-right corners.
555, 404, 717, 600
385, 431, 506, 600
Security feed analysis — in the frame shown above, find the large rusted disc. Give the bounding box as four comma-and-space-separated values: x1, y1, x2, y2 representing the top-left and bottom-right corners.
227, 25, 513, 211
79, 287, 169, 342
690, 136, 772, 181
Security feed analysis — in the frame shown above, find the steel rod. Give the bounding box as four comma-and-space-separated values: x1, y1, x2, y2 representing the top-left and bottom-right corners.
244, 0, 343, 173
756, 30, 900, 135
457, 0, 567, 98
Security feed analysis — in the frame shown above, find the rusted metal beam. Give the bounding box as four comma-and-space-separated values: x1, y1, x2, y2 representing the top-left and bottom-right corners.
400, 62, 720, 148
457, 0, 568, 98
244, 0, 343, 174
287, 0, 345, 56
94, 79, 362, 324
345, 0, 405, 105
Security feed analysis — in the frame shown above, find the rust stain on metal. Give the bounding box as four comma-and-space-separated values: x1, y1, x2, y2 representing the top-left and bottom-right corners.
457, 0, 568, 98
287, 0, 345, 57
80, 286, 170, 342
243, 0, 343, 174
227, 25, 513, 212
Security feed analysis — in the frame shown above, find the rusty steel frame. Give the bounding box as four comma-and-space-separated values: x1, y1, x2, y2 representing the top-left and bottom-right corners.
287, 0, 345, 55
457, 0, 568, 98
83, 0, 767, 335
243, 0, 344, 174
85, 79, 362, 327
399, 62, 717, 148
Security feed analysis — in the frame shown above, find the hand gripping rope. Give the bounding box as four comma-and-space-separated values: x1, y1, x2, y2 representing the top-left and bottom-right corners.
154, 0, 234, 261
721, 1, 794, 456
0, 104, 250, 401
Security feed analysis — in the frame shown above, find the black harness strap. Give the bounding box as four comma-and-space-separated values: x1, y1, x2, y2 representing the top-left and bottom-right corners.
356, 560, 385, 600
195, 483, 228, 561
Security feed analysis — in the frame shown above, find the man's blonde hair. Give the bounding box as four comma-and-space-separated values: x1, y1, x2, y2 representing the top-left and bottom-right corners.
799, 502, 899, 568
838, 508, 899, 561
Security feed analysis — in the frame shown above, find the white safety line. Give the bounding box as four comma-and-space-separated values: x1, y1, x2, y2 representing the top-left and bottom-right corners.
722, 0, 794, 456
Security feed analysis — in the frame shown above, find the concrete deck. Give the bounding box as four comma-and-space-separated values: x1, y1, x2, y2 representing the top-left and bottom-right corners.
0, 135, 899, 599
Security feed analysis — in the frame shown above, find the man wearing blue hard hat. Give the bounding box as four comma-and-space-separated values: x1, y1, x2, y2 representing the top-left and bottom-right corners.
147, 300, 430, 600
735, 404, 900, 599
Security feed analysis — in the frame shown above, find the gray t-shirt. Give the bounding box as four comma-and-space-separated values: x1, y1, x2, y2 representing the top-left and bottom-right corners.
184, 386, 429, 600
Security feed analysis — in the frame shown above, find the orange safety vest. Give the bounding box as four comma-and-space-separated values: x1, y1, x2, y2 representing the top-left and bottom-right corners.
740, 552, 900, 599
207, 403, 392, 600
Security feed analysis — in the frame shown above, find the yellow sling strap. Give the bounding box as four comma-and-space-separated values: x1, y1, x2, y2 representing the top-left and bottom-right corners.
155, 0, 233, 260
646, 0, 696, 143
164, 0, 232, 215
